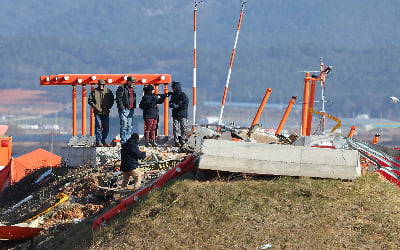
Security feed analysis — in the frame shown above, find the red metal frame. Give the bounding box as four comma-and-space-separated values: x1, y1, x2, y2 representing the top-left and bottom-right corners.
40, 74, 172, 137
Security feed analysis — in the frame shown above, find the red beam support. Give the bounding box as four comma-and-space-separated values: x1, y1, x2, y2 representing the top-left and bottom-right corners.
301, 73, 311, 136
90, 84, 95, 136
347, 126, 356, 137
251, 88, 272, 127
81, 85, 87, 136
72, 85, 77, 136
306, 79, 317, 136
276, 96, 297, 135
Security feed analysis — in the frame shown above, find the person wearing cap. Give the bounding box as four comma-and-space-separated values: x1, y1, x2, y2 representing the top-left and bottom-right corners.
139, 85, 167, 147
116, 76, 137, 144
120, 133, 146, 190
169, 81, 189, 147
88, 79, 114, 147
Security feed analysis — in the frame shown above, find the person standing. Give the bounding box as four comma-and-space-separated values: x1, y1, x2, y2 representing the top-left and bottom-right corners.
88, 79, 114, 147
116, 76, 137, 144
120, 133, 146, 190
139, 85, 166, 147
169, 81, 189, 147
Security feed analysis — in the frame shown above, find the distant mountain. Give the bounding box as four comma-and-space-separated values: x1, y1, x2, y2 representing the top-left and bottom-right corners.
0, 0, 399, 118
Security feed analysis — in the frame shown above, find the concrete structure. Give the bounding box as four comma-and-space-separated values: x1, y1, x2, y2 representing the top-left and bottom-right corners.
62, 135, 175, 168
199, 139, 361, 179
62, 146, 121, 168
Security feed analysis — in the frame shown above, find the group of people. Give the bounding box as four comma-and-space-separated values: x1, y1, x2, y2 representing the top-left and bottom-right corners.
88, 76, 189, 190
88, 76, 189, 147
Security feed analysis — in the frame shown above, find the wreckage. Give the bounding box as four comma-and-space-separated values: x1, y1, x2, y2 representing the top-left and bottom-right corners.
1, 1, 400, 247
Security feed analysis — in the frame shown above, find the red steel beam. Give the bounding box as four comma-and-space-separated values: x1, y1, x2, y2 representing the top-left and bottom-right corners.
40, 74, 171, 86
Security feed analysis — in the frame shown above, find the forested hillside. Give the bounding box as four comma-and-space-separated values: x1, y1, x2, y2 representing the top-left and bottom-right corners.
0, 0, 399, 118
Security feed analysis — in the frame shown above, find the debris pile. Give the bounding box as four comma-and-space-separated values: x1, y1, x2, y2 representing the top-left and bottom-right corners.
0, 145, 190, 247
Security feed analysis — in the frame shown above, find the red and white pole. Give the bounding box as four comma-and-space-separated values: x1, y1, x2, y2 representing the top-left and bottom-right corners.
193, 1, 199, 125
218, 0, 247, 125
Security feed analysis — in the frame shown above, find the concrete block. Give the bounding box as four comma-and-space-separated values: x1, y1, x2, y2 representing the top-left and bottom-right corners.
199, 139, 361, 179
62, 146, 121, 168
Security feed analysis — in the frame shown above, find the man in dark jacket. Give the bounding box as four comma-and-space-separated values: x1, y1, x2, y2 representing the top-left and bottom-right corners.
88, 79, 114, 147
169, 81, 189, 147
139, 85, 166, 147
116, 76, 137, 144
120, 133, 146, 190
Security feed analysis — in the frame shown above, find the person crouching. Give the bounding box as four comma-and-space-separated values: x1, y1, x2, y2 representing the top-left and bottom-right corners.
120, 133, 146, 190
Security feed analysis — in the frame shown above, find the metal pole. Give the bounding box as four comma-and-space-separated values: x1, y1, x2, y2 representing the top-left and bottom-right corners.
276, 96, 297, 135
306, 79, 317, 136
301, 73, 311, 136
90, 84, 95, 136
193, 1, 199, 125
82, 84, 87, 136
218, 0, 247, 125
320, 57, 326, 134
72, 85, 77, 136
251, 88, 272, 127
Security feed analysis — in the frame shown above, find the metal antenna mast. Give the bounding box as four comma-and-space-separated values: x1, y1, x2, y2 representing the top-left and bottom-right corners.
192, 1, 202, 125
218, 0, 247, 125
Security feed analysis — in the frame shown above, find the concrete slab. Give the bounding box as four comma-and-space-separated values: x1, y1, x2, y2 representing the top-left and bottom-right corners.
62, 146, 121, 168
199, 139, 361, 179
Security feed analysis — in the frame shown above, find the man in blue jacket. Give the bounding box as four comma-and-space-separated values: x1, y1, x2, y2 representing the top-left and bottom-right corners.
120, 133, 146, 190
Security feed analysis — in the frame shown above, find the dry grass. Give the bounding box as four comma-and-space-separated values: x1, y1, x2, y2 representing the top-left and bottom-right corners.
46, 172, 400, 249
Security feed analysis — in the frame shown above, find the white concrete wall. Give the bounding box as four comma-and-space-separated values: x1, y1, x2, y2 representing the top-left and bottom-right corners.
62, 146, 121, 168
199, 139, 361, 179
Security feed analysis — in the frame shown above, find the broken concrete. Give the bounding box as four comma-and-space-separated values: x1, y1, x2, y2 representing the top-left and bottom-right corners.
62, 135, 177, 168
199, 139, 361, 179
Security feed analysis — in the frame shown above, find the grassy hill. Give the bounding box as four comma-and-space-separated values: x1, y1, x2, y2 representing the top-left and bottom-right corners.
42, 172, 400, 249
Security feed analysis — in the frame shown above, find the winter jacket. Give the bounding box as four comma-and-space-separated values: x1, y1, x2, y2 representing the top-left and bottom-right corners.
88, 87, 114, 115
169, 82, 189, 119
139, 93, 166, 119
120, 138, 146, 172
116, 83, 137, 111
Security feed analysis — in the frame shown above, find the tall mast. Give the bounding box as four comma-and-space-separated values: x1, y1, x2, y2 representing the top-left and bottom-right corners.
218, 0, 247, 125
192, 1, 200, 125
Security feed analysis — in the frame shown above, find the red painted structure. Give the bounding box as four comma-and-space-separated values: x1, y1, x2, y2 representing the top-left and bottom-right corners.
40, 74, 172, 136
0, 226, 43, 240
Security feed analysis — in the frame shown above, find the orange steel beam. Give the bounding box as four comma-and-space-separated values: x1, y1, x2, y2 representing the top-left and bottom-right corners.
40, 74, 171, 86
81, 85, 87, 136
306, 79, 317, 136
41, 73, 172, 137
90, 84, 95, 136
347, 126, 357, 137
301, 73, 311, 136
72, 86, 77, 136
276, 96, 297, 135
251, 88, 272, 127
